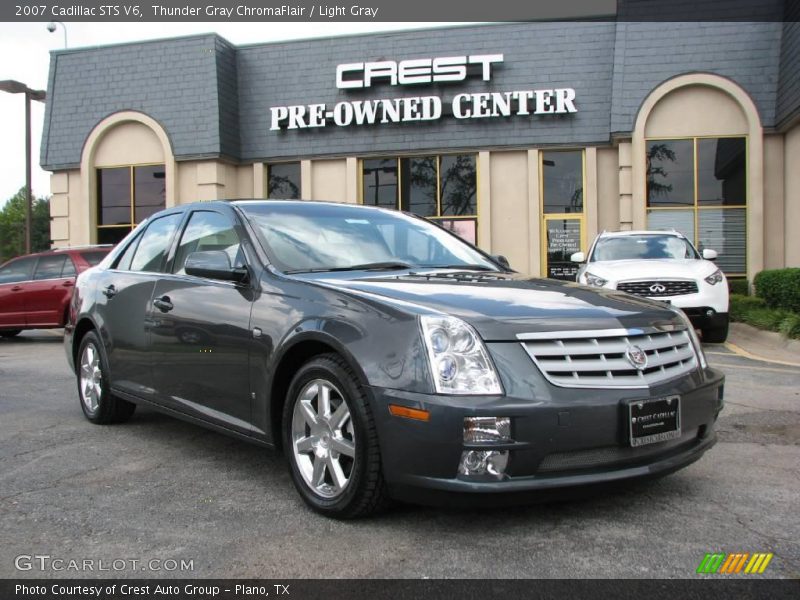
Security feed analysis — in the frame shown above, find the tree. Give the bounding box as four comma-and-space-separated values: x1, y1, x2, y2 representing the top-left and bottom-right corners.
0, 188, 51, 264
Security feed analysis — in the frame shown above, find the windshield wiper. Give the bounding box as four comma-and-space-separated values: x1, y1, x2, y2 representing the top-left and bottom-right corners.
285, 261, 413, 274
424, 264, 498, 271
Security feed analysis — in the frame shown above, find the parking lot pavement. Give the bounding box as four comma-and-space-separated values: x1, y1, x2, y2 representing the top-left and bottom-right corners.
1, 330, 798, 579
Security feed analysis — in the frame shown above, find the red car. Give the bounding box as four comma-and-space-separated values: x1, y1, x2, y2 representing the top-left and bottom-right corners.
0, 246, 112, 337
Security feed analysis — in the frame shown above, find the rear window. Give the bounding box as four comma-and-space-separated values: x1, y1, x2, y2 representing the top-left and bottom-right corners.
80, 250, 110, 266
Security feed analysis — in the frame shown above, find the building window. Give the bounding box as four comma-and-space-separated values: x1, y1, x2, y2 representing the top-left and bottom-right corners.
542, 150, 584, 214
646, 137, 746, 274
267, 162, 301, 199
361, 154, 477, 244
540, 150, 585, 281
97, 164, 166, 245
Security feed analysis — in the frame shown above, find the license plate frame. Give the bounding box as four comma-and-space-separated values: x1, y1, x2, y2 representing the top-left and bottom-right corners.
628, 395, 681, 447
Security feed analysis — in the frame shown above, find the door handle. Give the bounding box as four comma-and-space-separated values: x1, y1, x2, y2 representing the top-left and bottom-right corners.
153, 295, 174, 312
11, 286, 22, 291
62, 280, 74, 287
102, 284, 117, 298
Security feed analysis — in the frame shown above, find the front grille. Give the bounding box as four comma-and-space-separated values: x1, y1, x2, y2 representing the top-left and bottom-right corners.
537, 428, 700, 473
617, 280, 699, 297
519, 327, 698, 388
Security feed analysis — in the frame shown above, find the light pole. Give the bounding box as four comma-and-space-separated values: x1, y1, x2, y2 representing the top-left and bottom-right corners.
0, 81, 47, 254
46, 21, 68, 48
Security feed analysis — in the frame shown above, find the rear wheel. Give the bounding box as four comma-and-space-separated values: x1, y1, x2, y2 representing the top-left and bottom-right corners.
282, 353, 387, 519
0, 330, 21, 338
77, 331, 136, 424
702, 319, 729, 344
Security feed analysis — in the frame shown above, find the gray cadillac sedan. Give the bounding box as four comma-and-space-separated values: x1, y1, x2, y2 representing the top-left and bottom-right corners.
65, 200, 724, 518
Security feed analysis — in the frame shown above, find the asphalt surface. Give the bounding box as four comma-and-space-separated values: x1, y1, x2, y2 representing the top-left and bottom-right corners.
0, 330, 798, 579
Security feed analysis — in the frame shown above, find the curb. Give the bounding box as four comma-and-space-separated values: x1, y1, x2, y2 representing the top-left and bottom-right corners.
727, 322, 800, 366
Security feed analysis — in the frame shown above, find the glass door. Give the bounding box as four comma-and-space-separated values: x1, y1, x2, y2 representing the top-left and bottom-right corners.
543, 216, 584, 280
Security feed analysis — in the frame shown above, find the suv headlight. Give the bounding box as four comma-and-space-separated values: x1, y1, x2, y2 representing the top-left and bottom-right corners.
705, 269, 724, 285
675, 310, 708, 370
584, 272, 608, 287
420, 315, 503, 395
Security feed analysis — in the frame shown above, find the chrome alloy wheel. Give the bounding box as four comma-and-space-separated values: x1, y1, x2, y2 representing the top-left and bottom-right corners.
291, 379, 356, 499
79, 343, 103, 412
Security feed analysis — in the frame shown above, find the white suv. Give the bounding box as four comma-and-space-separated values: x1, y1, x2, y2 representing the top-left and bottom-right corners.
572, 230, 729, 342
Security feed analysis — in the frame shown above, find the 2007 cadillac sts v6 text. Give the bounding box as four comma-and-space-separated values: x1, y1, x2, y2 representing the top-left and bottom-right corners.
65, 200, 724, 518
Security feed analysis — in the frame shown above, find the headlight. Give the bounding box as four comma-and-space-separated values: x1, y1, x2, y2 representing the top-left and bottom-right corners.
675, 310, 708, 370
420, 315, 503, 395
705, 269, 724, 285
584, 272, 608, 287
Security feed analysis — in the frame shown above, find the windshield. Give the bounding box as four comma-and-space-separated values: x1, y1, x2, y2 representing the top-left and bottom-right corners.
590, 234, 699, 262
237, 202, 499, 273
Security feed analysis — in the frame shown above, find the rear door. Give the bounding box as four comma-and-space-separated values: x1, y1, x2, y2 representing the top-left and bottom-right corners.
148, 209, 255, 432
0, 256, 37, 329
97, 213, 183, 401
24, 254, 75, 327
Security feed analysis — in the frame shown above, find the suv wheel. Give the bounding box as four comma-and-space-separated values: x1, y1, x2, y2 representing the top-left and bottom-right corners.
77, 331, 136, 424
0, 330, 21, 338
702, 319, 729, 344
282, 353, 387, 519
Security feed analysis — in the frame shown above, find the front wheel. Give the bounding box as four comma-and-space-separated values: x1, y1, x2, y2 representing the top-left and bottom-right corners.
77, 331, 136, 424
282, 353, 387, 519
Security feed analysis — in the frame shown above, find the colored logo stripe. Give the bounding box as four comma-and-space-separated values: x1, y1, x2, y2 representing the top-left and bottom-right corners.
697, 552, 773, 574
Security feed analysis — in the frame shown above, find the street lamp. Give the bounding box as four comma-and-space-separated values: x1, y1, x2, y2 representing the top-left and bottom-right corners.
0, 81, 47, 255
46, 21, 68, 48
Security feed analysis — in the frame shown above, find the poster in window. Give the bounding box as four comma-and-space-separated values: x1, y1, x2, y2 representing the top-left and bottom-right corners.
546, 219, 581, 280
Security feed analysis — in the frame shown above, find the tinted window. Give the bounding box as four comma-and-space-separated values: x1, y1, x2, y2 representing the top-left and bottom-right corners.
697, 138, 746, 206
267, 163, 301, 199
80, 251, 110, 266
0, 257, 37, 284
134, 165, 166, 222
440, 155, 477, 216
129, 214, 182, 273
98, 167, 131, 225
33, 255, 67, 280
400, 156, 437, 217
543, 151, 583, 214
173, 211, 242, 275
362, 159, 398, 208
62, 258, 77, 277
646, 140, 694, 207
114, 232, 143, 271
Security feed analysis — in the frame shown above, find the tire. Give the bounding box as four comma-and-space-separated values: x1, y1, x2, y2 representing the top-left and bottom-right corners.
0, 330, 21, 338
702, 320, 729, 344
282, 353, 387, 519
76, 331, 136, 424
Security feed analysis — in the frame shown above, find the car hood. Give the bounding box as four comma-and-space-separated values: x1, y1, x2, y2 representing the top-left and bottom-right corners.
301, 271, 683, 341
584, 259, 718, 282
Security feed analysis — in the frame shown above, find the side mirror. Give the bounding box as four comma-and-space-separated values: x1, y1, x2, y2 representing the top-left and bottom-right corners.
702, 249, 718, 260
492, 254, 511, 270
185, 251, 248, 283
570, 251, 586, 263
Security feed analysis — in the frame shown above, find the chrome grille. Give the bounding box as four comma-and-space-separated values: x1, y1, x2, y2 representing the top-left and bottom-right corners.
616, 280, 699, 297
519, 327, 698, 388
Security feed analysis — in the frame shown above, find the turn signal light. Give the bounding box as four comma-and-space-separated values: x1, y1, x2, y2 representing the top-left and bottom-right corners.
388, 404, 430, 422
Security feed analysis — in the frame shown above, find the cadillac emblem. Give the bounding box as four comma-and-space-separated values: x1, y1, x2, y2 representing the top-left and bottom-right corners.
625, 345, 648, 370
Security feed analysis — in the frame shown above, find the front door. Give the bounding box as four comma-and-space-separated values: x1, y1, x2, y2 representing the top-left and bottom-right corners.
0, 256, 37, 329
543, 215, 585, 281
148, 209, 254, 433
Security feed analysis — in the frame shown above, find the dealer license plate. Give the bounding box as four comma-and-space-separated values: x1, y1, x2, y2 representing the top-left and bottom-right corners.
629, 395, 681, 447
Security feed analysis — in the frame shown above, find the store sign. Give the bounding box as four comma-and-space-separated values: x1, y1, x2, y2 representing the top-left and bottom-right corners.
269, 53, 577, 131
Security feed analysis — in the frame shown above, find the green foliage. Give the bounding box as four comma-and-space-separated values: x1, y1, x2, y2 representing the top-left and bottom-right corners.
753, 268, 800, 313
729, 293, 800, 339
727, 278, 749, 296
0, 187, 51, 264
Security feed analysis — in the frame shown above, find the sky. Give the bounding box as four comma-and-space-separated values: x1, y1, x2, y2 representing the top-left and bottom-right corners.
0, 21, 469, 206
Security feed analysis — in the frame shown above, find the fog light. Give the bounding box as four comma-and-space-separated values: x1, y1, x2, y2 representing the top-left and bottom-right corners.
706, 308, 715, 317
464, 416, 511, 443
458, 450, 509, 479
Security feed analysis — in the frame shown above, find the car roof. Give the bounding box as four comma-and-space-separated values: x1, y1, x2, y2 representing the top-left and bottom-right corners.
598, 230, 687, 239
7, 245, 113, 260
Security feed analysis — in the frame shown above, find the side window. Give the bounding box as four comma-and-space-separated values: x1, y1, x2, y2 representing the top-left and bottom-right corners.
173, 211, 242, 275
62, 257, 77, 278
80, 251, 109, 266
0, 257, 37, 284
114, 231, 144, 271
129, 214, 182, 273
33, 255, 67, 280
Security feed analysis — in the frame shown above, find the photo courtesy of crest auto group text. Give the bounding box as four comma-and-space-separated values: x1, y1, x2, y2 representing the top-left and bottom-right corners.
0, 0, 799, 597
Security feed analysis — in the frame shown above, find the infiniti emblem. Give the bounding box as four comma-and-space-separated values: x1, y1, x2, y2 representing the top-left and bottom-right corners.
625, 345, 648, 370
649, 283, 666, 293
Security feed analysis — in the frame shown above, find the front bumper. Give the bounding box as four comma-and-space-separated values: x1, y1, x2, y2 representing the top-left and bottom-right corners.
368, 349, 724, 505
